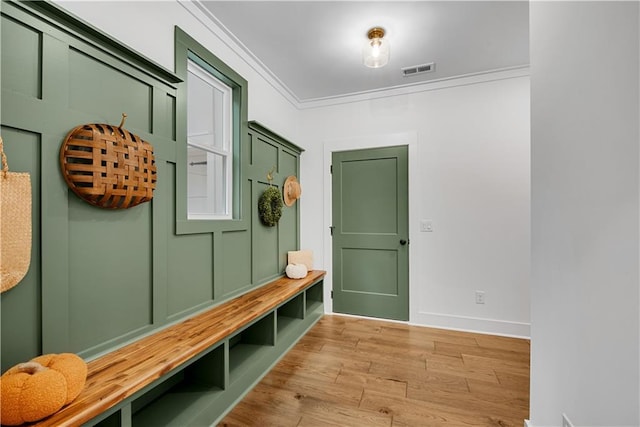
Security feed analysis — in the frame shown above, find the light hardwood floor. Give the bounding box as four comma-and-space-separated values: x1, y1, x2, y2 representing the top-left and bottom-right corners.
218, 315, 530, 427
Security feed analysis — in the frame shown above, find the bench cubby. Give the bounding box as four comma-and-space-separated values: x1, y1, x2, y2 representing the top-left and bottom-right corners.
228, 311, 276, 385
306, 279, 324, 315
131, 344, 226, 426
277, 293, 305, 341
31, 271, 326, 427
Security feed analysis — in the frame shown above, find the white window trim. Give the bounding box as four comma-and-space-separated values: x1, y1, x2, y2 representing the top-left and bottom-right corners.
186, 59, 233, 220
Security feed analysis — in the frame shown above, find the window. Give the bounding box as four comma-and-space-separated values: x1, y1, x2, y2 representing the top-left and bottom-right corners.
175, 27, 248, 233
187, 59, 232, 219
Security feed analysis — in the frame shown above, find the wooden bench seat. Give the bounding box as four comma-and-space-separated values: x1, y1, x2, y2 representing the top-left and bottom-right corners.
31, 270, 326, 427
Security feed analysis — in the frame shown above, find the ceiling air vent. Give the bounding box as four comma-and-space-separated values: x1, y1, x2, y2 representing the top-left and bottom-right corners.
401, 62, 435, 77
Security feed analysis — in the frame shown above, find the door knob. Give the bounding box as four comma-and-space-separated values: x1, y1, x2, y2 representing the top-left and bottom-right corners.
400, 239, 407, 245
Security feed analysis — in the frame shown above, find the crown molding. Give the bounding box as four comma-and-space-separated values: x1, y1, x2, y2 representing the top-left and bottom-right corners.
182, 1, 529, 111
179, 0, 302, 106
297, 65, 530, 109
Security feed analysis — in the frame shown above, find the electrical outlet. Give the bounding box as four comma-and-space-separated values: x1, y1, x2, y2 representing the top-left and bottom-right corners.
420, 220, 433, 232
475, 291, 485, 304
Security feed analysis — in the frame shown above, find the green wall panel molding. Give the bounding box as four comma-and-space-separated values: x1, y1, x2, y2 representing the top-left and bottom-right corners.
166, 164, 216, 319
248, 121, 303, 283
252, 135, 279, 173
5, 0, 181, 88
0, 15, 43, 99
67, 198, 154, 351
252, 182, 281, 283
1, 2, 305, 373
0, 1, 180, 366
68, 50, 154, 133
248, 121, 305, 155
221, 230, 252, 298
166, 229, 215, 318
1, 1, 181, 362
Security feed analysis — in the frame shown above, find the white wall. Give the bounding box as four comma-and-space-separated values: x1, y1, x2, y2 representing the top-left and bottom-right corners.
300, 76, 531, 337
55, 0, 301, 142
530, 2, 640, 426
45, 1, 640, 423
56, 0, 531, 338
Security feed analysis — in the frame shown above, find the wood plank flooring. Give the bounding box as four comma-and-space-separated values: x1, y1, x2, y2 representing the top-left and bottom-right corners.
218, 315, 530, 427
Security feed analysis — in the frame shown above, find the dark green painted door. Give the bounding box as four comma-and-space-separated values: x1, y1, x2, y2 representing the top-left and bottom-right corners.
332, 146, 409, 321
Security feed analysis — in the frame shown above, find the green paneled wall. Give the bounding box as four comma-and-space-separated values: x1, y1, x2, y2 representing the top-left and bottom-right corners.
247, 125, 303, 285
221, 230, 252, 297
167, 163, 216, 317
0, 1, 302, 372
68, 198, 154, 351
1, 16, 42, 99
68, 49, 154, 132
0, 127, 42, 362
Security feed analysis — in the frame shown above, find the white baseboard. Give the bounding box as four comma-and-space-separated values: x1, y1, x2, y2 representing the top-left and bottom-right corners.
327, 310, 530, 338
412, 311, 530, 339
522, 415, 636, 427
523, 423, 552, 427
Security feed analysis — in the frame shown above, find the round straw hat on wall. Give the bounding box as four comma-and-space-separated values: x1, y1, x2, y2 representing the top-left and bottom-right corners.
283, 176, 302, 207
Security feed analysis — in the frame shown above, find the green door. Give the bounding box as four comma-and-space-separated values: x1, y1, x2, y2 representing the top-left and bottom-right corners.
332, 146, 409, 321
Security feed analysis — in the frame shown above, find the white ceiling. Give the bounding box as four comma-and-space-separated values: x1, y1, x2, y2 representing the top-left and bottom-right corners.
198, 1, 530, 103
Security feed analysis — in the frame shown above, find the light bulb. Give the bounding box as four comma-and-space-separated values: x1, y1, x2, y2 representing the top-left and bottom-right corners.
371, 40, 381, 58
363, 37, 389, 68
363, 27, 389, 68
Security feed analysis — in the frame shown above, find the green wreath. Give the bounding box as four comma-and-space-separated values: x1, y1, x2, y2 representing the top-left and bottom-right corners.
258, 186, 283, 227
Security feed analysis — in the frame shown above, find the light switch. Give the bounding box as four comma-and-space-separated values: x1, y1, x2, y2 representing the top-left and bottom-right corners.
420, 220, 433, 232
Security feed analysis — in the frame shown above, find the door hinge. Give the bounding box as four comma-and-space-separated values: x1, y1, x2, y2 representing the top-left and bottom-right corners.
331, 290, 334, 299
330, 226, 335, 236
330, 164, 333, 174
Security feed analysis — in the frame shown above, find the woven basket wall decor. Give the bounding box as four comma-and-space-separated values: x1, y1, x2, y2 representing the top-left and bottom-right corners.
60, 115, 157, 209
0, 136, 32, 293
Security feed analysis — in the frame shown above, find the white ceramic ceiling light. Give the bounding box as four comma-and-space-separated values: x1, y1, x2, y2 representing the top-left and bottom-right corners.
363, 27, 389, 68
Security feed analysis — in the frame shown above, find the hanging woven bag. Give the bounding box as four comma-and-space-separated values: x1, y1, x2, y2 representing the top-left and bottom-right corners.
0, 136, 32, 293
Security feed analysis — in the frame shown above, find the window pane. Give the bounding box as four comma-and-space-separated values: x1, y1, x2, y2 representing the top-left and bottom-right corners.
186, 58, 233, 220
187, 63, 228, 151
187, 146, 228, 218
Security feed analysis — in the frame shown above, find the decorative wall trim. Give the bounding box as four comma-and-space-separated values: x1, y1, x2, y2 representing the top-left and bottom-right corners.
524, 421, 639, 427
184, 1, 529, 110
413, 311, 531, 339
19, 0, 181, 86
298, 66, 530, 109
179, 1, 299, 106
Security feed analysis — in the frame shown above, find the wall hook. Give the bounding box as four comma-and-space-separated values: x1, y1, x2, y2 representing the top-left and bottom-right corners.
266, 165, 276, 185
118, 113, 128, 129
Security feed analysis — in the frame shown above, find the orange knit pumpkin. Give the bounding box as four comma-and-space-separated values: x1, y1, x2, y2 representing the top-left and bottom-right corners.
0, 353, 87, 425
